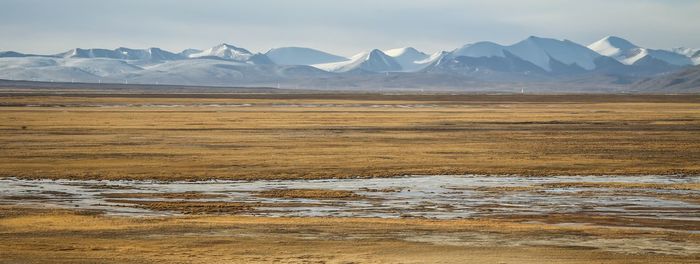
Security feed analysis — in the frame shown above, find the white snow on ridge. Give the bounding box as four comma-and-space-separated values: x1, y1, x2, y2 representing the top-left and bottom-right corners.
587, 36, 637, 58
672, 47, 700, 65
588, 36, 644, 65
510, 37, 599, 71
417, 51, 448, 66
265, 47, 347, 65
384, 47, 424, 58
0, 57, 142, 78
672, 47, 699, 58
312, 49, 401, 73
311, 60, 350, 72
2, 36, 698, 86
382, 47, 432, 72
189, 43, 254, 61
588, 36, 693, 66
452, 42, 505, 58
314, 47, 441, 73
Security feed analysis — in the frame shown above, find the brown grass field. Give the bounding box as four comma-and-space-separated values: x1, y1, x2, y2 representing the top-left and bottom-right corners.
1, 93, 700, 180
1, 207, 698, 264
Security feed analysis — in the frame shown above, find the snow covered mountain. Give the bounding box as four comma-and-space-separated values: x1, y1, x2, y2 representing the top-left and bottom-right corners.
58, 48, 121, 59
588, 36, 693, 66
311, 47, 441, 73
0, 56, 328, 86
312, 49, 401, 73
188, 43, 274, 65
57, 47, 183, 62
451, 41, 506, 58
123, 59, 329, 86
1, 36, 698, 91
383, 47, 430, 72
672, 47, 700, 65
451, 36, 601, 72
0, 43, 318, 85
426, 49, 549, 81
672, 47, 699, 58
179, 49, 202, 57
116, 47, 183, 61
265, 47, 347, 65
188, 43, 255, 61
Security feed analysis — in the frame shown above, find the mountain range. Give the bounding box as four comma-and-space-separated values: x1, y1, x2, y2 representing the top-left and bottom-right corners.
0, 36, 698, 92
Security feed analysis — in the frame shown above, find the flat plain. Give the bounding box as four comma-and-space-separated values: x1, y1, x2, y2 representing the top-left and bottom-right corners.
1, 93, 700, 180
1, 91, 699, 263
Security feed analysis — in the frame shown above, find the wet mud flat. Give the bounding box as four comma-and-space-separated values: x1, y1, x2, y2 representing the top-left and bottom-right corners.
1, 175, 698, 231
2, 174, 699, 263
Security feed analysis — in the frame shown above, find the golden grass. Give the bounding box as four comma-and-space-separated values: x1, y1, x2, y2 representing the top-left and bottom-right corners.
104, 200, 253, 214
1, 207, 698, 263
1, 94, 699, 180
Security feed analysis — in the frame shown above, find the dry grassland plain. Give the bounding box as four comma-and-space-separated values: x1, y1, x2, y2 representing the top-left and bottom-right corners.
1, 207, 698, 264
1, 93, 699, 180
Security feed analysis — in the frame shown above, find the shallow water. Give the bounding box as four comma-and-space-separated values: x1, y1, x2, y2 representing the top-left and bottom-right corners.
1, 175, 698, 224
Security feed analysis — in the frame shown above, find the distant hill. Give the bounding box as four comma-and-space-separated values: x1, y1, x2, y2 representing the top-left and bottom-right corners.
633, 65, 700, 92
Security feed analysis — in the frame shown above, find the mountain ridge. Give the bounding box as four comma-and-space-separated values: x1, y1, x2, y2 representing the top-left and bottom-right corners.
1, 36, 698, 92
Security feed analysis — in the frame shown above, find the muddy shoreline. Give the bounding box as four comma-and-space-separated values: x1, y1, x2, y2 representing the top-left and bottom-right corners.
2, 175, 698, 234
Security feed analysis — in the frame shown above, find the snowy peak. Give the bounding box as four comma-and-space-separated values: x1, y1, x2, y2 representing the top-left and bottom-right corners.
588, 36, 693, 66
58, 47, 183, 61
265, 47, 347, 65
312, 49, 401, 73
353, 49, 402, 72
509, 36, 600, 71
672, 47, 700, 65
60, 48, 121, 59
587, 36, 643, 64
114, 47, 183, 61
383, 47, 425, 58
672, 47, 699, 57
383, 47, 430, 72
189, 43, 254, 61
364, 49, 387, 60
588, 36, 638, 56
452, 41, 505, 58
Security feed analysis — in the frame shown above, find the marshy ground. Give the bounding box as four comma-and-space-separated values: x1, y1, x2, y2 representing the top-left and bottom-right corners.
1, 90, 699, 263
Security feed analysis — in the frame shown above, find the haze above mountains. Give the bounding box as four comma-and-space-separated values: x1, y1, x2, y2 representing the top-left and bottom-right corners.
1, 36, 699, 92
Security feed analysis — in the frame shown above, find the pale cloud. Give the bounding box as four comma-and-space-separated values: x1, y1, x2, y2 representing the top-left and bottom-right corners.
0, 0, 698, 56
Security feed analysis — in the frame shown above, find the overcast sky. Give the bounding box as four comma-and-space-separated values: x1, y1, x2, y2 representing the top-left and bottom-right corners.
1, 0, 699, 56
